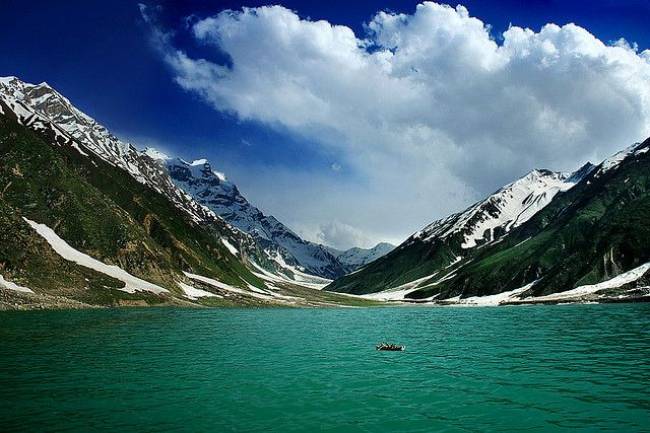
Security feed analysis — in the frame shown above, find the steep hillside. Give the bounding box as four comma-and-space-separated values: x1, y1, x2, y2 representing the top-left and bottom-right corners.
407, 140, 650, 301
327, 139, 650, 304
161, 155, 346, 278
0, 107, 276, 304
0, 76, 351, 281
327, 165, 592, 294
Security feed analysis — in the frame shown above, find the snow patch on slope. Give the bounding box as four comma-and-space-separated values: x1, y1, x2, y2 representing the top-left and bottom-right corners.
598, 143, 638, 174
143, 147, 170, 160
183, 271, 273, 300
177, 281, 221, 300
267, 251, 332, 287
0, 274, 34, 293
361, 273, 440, 300
413, 167, 587, 250
24, 218, 168, 294
596, 142, 649, 176
525, 262, 650, 302
221, 238, 238, 256
452, 281, 538, 306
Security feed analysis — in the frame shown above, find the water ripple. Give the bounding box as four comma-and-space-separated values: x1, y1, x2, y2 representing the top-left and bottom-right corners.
1, 304, 649, 432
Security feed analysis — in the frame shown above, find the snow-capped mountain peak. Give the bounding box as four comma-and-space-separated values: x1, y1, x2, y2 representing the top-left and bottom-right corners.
213, 170, 227, 181
162, 154, 348, 278
328, 242, 396, 273
180, 158, 228, 181
143, 147, 170, 161
412, 164, 592, 250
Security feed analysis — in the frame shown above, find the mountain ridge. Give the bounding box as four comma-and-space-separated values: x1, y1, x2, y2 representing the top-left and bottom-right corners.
405, 139, 650, 302
326, 142, 649, 304
0, 76, 389, 281
326, 242, 396, 273
2, 74, 648, 308
162, 155, 348, 278
327, 162, 594, 295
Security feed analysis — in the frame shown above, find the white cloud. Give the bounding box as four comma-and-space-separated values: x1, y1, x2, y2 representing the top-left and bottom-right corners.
145, 2, 650, 245
308, 221, 375, 251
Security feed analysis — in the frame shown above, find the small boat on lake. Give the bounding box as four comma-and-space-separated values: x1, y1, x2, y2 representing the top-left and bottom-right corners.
376, 342, 404, 351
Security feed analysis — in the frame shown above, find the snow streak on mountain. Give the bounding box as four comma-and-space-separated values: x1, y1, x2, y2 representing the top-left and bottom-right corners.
0, 76, 392, 281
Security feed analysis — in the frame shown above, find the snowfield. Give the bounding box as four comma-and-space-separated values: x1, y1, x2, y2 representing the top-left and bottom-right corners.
413, 168, 586, 251
361, 273, 440, 301
596, 142, 644, 175
448, 281, 538, 306
184, 272, 305, 304
221, 238, 239, 256
24, 218, 168, 294
183, 271, 274, 300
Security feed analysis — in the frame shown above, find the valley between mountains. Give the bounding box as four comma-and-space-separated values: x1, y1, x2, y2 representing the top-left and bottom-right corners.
1, 76, 649, 309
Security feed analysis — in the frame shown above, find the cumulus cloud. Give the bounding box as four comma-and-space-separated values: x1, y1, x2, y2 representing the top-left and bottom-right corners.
143, 2, 650, 245
312, 221, 375, 250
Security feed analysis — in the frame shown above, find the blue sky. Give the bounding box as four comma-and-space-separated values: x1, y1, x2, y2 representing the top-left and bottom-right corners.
1, 1, 649, 248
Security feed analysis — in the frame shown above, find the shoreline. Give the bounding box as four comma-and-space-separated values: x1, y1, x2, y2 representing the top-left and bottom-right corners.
391, 294, 650, 307
3, 287, 650, 311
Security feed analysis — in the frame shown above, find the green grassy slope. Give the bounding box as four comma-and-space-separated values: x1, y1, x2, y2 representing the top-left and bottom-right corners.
327, 139, 650, 299
409, 139, 650, 299
0, 111, 265, 305
323, 237, 461, 295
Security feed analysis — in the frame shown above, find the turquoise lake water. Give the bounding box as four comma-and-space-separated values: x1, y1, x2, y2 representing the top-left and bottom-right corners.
1, 304, 649, 433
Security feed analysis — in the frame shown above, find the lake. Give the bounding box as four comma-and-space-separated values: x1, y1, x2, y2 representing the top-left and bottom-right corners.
1, 304, 649, 432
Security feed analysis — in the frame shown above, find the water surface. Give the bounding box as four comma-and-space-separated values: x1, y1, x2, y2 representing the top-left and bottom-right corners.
1, 304, 649, 432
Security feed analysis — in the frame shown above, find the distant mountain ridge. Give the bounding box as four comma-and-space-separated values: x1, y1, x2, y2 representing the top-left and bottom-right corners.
327, 242, 395, 273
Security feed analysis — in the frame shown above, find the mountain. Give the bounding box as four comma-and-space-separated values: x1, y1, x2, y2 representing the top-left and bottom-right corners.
0, 76, 356, 281
327, 141, 650, 304
327, 242, 395, 273
0, 102, 260, 307
0, 76, 374, 308
3, 74, 648, 308
0, 76, 219, 224
327, 164, 593, 294
157, 155, 347, 279
412, 166, 595, 250
411, 140, 650, 302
